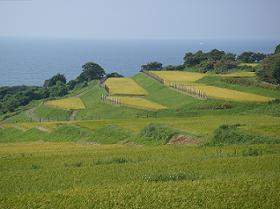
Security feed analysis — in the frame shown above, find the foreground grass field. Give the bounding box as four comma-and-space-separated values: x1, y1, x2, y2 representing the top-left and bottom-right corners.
45, 97, 85, 110
105, 77, 148, 96
0, 143, 279, 208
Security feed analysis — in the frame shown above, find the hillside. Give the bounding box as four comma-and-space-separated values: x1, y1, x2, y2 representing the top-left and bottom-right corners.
1, 71, 280, 144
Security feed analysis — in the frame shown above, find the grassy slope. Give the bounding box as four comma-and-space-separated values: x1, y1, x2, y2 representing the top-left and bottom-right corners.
76, 83, 149, 120
0, 143, 279, 209
1, 73, 280, 143
133, 73, 198, 108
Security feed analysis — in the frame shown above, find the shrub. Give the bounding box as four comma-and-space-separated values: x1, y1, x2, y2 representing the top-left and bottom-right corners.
94, 157, 129, 165
143, 171, 200, 182
138, 124, 178, 144
210, 124, 280, 145
242, 148, 262, 157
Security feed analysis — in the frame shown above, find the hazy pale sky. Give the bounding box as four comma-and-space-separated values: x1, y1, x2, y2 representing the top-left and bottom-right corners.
0, 0, 279, 40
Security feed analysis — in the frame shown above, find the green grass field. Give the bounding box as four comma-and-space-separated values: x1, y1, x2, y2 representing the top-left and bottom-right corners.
0, 143, 279, 209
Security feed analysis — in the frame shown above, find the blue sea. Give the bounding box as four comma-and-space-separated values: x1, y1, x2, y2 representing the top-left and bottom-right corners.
0, 38, 279, 86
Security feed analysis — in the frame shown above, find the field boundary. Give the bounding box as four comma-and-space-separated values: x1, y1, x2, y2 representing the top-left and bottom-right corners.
142, 71, 207, 100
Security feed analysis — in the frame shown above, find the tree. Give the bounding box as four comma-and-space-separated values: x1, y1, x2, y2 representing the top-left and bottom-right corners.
184, 51, 207, 67
141, 62, 163, 71
221, 53, 236, 61
106, 72, 124, 78
237, 52, 266, 63
77, 62, 106, 82
44, 74, 66, 88
67, 80, 77, 91
207, 49, 226, 61
48, 81, 68, 97
275, 44, 280, 54
257, 53, 280, 84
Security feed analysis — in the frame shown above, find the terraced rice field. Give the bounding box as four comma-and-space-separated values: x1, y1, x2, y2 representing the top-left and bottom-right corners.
149, 71, 206, 85
195, 85, 274, 102
145, 71, 272, 102
105, 78, 148, 96
238, 63, 260, 67
46, 97, 85, 110
220, 71, 256, 78
106, 96, 167, 110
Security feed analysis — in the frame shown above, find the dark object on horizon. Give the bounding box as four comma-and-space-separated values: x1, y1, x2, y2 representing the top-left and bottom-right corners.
237, 51, 266, 63
141, 62, 163, 71
106, 72, 124, 78
275, 44, 280, 54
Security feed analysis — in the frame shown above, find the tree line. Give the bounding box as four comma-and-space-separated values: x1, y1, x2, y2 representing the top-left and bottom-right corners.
1, 43, 280, 116
141, 44, 280, 84
0, 62, 122, 115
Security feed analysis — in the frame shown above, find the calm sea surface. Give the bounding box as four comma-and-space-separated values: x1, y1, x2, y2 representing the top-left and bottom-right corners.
0, 38, 279, 86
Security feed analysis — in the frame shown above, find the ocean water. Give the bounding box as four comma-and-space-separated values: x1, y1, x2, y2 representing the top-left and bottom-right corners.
0, 38, 279, 86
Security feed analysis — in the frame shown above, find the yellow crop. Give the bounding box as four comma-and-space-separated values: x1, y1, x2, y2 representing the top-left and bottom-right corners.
105, 78, 148, 96
220, 72, 256, 78
149, 71, 206, 85
238, 63, 260, 67
46, 97, 85, 110
196, 85, 273, 102
107, 96, 167, 110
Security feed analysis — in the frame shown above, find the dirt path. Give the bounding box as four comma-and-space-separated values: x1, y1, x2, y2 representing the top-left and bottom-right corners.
25, 107, 42, 122
69, 110, 79, 121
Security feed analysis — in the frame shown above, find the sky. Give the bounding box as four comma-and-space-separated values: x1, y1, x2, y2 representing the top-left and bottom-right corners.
0, 0, 279, 40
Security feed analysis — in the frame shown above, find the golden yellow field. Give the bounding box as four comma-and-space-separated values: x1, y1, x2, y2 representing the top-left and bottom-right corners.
105, 78, 148, 96
107, 96, 167, 110
220, 72, 256, 78
149, 71, 206, 85
238, 63, 260, 67
46, 97, 85, 110
195, 85, 273, 102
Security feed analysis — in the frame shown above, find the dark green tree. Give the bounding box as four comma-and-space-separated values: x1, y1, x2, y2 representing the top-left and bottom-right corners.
237, 52, 266, 63
275, 44, 280, 54
43, 74, 66, 88
77, 62, 106, 82
48, 81, 68, 97
141, 62, 163, 71
106, 72, 124, 78
257, 53, 280, 84
207, 49, 226, 61
67, 80, 77, 91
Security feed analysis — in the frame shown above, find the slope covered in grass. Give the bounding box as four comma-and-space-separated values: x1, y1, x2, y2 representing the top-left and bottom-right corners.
133, 73, 198, 108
